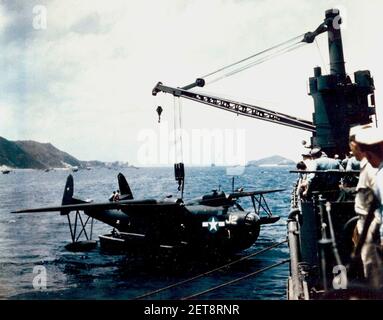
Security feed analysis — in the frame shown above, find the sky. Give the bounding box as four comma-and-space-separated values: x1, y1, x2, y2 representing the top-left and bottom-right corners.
0, 0, 382, 166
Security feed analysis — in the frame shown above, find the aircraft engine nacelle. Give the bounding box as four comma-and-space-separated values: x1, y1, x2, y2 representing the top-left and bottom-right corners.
186, 205, 261, 253
224, 210, 261, 251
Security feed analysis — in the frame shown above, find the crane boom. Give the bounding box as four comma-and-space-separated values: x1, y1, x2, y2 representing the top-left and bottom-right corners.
152, 81, 316, 132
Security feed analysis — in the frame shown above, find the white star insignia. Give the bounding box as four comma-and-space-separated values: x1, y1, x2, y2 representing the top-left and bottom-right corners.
202, 217, 226, 233
209, 217, 219, 231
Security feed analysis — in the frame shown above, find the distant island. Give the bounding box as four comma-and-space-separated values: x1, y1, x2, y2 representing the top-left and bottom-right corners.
0, 136, 131, 170
246, 155, 295, 167
0, 136, 294, 170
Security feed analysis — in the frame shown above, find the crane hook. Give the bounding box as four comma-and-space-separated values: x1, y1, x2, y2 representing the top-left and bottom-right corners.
156, 106, 163, 123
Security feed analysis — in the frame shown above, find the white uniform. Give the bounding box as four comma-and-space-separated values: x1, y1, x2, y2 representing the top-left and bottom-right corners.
359, 159, 383, 288
355, 158, 377, 216
375, 161, 383, 205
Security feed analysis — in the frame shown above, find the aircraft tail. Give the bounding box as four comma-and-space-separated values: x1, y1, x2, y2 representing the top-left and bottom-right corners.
61, 175, 88, 214
118, 173, 134, 200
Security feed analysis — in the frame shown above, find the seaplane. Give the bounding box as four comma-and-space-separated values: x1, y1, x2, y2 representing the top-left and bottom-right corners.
13, 169, 283, 255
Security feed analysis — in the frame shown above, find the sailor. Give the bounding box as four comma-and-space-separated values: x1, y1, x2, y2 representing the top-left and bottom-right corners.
109, 191, 116, 202
334, 154, 345, 172
114, 190, 120, 201
301, 150, 313, 168
341, 151, 361, 187
346, 151, 361, 171
354, 125, 383, 288
303, 147, 342, 196
296, 161, 307, 171
341, 153, 351, 170
299, 150, 313, 196
296, 161, 308, 198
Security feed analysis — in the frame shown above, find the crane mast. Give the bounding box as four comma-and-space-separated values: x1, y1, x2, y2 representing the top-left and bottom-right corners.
307, 9, 375, 157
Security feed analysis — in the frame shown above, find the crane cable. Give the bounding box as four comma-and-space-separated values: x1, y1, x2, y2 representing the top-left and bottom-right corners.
173, 96, 185, 197
201, 33, 306, 85
173, 96, 184, 164
178, 98, 184, 163
133, 239, 287, 300
173, 97, 178, 160
201, 33, 305, 79
315, 38, 328, 74
206, 41, 307, 85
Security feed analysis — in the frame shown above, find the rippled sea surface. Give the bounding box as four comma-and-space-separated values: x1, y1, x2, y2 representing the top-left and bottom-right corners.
0, 166, 296, 300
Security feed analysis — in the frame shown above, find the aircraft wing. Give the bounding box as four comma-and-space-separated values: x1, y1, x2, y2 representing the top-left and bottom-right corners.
228, 188, 285, 199
12, 199, 179, 214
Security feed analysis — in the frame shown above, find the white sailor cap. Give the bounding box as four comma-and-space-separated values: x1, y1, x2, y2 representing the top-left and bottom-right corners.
355, 126, 383, 145
349, 124, 372, 138
310, 147, 322, 157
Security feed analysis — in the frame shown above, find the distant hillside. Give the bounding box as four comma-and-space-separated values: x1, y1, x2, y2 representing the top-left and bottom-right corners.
15, 140, 82, 169
0, 136, 131, 170
0, 137, 46, 169
247, 155, 295, 167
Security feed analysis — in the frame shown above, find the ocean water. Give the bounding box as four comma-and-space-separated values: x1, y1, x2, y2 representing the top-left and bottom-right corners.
0, 166, 295, 300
